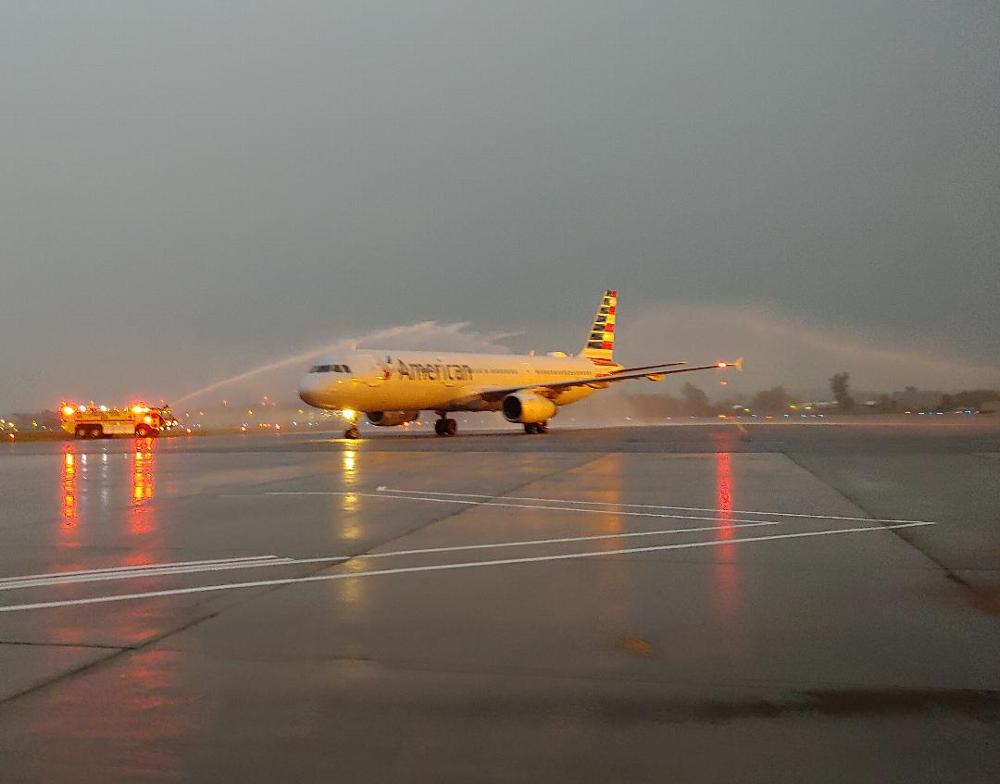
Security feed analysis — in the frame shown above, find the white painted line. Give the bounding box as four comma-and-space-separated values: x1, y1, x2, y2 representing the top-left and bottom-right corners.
0, 555, 282, 585
0, 523, 776, 593
294, 519, 780, 563
265, 490, 809, 527
0, 521, 935, 613
371, 487, 936, 526
0, 557, 300, 592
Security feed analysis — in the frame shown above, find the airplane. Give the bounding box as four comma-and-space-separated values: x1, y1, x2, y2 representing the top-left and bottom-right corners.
297, 290, 742, 439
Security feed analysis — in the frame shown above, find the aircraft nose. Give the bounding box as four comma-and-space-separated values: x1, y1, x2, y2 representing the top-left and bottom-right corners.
298, 375, 320, 407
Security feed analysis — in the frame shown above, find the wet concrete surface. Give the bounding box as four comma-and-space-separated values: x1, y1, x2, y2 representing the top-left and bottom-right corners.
0, 421, 998, 782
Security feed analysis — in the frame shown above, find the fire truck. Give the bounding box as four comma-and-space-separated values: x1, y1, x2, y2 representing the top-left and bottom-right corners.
61, 403, 176, 439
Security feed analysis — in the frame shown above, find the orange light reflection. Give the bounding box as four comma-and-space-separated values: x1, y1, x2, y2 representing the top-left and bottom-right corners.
128, 440, 157, 536
59, 446, 80, 550
62, 449, 77, 524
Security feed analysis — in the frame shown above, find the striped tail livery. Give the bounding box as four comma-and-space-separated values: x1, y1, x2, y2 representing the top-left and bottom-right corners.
581, 289, 618, 366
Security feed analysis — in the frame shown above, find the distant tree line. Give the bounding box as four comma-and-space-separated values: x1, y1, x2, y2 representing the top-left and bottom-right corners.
624, 370, 999, 419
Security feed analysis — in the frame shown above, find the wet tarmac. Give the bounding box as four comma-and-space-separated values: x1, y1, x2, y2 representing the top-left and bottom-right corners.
1, 421, 998, 782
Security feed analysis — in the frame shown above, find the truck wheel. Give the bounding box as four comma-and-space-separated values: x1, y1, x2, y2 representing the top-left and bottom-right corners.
75, 425, 88, 439
89, 426, 103, 439
135, 425, 151, 438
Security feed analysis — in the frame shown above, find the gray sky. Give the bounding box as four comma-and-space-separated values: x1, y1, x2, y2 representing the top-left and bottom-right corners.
2, 1, 998, 411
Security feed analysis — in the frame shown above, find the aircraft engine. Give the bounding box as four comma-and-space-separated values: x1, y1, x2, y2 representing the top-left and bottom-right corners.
366, 411, 419, 427
502, 393, 558, 424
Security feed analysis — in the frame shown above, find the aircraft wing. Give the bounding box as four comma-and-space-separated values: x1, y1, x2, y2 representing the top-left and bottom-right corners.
470, 359, 743, 403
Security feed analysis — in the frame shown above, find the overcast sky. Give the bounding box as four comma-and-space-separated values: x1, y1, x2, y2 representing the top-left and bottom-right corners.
2, 1, 998, 411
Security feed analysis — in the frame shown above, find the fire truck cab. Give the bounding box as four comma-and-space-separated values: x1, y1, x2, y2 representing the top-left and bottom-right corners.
61, 403, 176, 439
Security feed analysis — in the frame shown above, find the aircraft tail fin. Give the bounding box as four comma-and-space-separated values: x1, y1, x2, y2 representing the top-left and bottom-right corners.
580, 290, 618, 365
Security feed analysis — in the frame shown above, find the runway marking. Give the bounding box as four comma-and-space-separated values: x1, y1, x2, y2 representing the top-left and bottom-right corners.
0, 522, 777, 592
0, 556, 299, 592
0, 521, 934, 613
0, 555, 283, 585
294, 520, 779, 562
369, 487, 937, 526
264, 490, 812, 527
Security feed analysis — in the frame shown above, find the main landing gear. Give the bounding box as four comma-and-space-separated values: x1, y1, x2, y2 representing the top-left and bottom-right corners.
523, 421, 549, 435
434, 414, 458, 437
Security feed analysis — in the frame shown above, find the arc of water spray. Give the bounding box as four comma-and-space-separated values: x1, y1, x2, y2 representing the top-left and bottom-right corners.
171, 321, 519, 406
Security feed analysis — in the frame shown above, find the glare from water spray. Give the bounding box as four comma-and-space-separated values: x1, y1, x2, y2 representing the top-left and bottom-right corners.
171, 321, 517, 406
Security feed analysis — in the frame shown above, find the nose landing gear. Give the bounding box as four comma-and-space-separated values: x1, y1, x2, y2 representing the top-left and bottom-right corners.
341, 409, 361, 439
523, 421, 548, 434
434, 414, 458, 437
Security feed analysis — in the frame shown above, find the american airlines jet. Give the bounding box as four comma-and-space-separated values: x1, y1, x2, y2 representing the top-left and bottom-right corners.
297, 290, 741, 438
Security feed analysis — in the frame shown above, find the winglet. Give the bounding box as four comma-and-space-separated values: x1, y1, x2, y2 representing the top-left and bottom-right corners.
734, 356, 744, 372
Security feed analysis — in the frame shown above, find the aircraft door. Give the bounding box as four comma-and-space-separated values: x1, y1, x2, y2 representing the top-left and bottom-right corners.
357, 354, 389, 387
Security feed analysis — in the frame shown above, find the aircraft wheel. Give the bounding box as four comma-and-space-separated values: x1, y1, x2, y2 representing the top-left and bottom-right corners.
344, 426, 360, 439
524, 423, 538, 435
434, 419, 446, 437
445, 418, 457, 436
537, 421, 549, 433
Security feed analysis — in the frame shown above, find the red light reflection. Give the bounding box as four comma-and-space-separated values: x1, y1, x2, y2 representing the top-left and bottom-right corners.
716, 452, 733, 539
714, 452, 741, 618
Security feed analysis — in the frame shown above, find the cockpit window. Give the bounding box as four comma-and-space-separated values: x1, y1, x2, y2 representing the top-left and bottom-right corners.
309, 364, 351, 374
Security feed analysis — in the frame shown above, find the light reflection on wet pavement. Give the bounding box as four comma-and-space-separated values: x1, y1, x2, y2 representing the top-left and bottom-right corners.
0, 423, 998, 782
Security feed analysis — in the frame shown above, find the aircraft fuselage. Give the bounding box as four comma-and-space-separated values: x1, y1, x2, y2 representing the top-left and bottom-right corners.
298, 349, 619, 413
